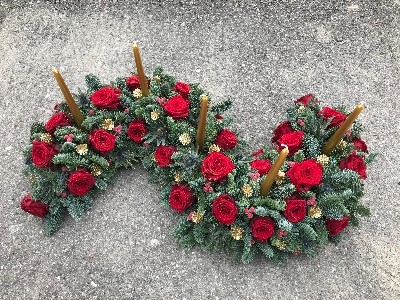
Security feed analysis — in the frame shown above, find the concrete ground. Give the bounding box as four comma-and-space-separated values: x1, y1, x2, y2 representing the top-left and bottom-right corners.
1, 0, 399, 299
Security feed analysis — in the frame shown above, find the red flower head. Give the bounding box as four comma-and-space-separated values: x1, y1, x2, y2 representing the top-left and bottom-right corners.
31, 140, 59, 168
154, 145, 177, 167
211, 194, 238, 225
294, 94, 314, 106
163, 95, 190, 119
250, 159, 272, 176
283, 198, 307, 222
169, 184, 195, 212
339, 153, 367, 179
45, 112, 73, 134
277, 131, 304, 155
201, 152, 235, 182
20, 194, 49, 218
174, 82, 191, 98
351, 137, 368, 153
251, 216, 275, 242
271, 121, 294, 143
127, 120, 147, 143
67, 169, 96, 196
287, 159, 323, 192
126, 75, 143, 92
89, 129, 116, 156
90, 86, 122, 109
215, 129, 238, 151
326, 215, 350, 237
319, 107, 347, 128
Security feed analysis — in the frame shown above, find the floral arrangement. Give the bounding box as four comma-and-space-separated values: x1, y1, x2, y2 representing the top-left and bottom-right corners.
21, 68, 375, 263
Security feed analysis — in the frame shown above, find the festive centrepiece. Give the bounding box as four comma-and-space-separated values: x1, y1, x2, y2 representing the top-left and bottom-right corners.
21, 67, 375, 263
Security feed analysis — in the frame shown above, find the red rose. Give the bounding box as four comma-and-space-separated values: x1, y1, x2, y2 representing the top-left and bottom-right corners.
45, 112, 73, 133
201, 152, 235, 181
163, 95, 190, 119
127, 120, 147, 143
67, 169, 96, 196
351, 137, 368, 153
174, 82, 191, 98
339, 153, 367, 179
271, 121, 294, 143
326, 215, 349, 237
126, 75, 141, 91
31, 140, 59, 168
89, 129, 116, 155
20, 194, 49, 218
294, 94, 314, 106
287, 159, 323, 192
212, 194, 238, 225
251, 216, 275, 242
154, 145, 177, 167
277, 131, 304, 155
215, 129, 238, 151
319, 107, 347, 128
283, 199, 307, 222
90, 86, 122, 109
250, 159, 272, 176
169, 184, 195, 212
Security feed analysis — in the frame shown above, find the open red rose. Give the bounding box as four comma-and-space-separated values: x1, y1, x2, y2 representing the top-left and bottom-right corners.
20, 194, 49, 218
89, 129, 116, 156
174, 82, 191, 98
169, 184, 195, 212
125, 75, 149, 92
215, 129, 238, 151
319, 107, 347, 128
212, 194, 238, 225
339, 153, 367, 179
251, 216, 275, 242
201, 152, 235, 181
283, 199, 307, 222
271, 121, 294, 143
127, 120, 147, 143
326, 215, 349, 237
250, 159, 272, 176
125, 75, 141, 91
154, 145, 177, 167
90, 86, 122, 109
287, 159, 323, 192
45, 112, 73, 134
294, 94, 314, 106
67, 169, 96, 196
31, 140, 59, 168
163, 95, 190, 119
277, 131, 304, 155
351, 137, 368, 153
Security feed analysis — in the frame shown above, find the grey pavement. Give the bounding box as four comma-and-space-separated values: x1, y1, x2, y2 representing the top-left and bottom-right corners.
1, 1, 399, 299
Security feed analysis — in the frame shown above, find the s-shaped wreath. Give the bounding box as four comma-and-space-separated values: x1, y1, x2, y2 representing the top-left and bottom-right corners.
21, 45, 375, 263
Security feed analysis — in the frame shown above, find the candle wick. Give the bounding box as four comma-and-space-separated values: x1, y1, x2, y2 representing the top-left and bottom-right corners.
52, 67, 59, 74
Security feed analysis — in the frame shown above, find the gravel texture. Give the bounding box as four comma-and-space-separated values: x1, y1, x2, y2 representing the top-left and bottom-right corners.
0, 1, 399, 299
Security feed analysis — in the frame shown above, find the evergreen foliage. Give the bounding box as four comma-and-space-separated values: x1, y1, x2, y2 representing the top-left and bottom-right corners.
21, 69, 374, 263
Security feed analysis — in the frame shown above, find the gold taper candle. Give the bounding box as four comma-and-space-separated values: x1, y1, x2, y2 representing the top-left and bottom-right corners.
196, 95, 209, 150
260, 145, 289, 197
132, 43, 149, 96
321, 102, 365, 155
52, 68, 84, 128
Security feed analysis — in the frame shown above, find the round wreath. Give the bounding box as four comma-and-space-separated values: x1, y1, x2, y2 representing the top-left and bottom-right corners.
21, 67, 375, 263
